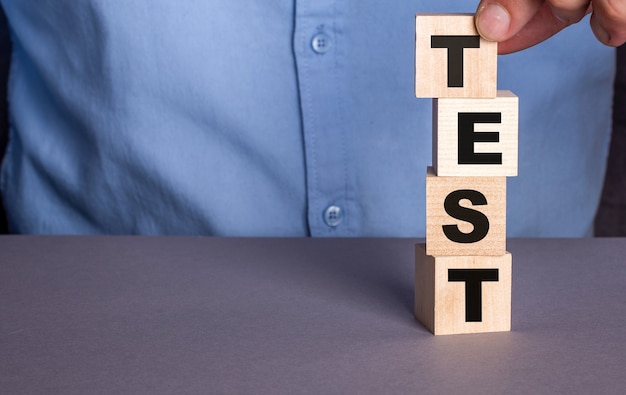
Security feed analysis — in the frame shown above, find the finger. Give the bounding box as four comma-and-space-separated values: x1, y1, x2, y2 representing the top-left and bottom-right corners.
475, 0, 544, 42
497, 2, 590, 54
589, 0, 626, 46
546, 0, 590, 24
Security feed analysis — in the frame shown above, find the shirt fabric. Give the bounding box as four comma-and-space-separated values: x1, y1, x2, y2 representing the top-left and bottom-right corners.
0, 0, 615, 236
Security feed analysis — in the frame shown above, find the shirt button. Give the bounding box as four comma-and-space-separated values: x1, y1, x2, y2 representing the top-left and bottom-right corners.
323, 205, 343, 227
311, 33, 332, 54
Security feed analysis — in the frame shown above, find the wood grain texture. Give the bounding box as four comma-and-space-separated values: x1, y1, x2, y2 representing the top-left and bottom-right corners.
415, 244, 512, 335
415, 13, 497, 99
433, 91, 518, 177
426, 167, 506, 256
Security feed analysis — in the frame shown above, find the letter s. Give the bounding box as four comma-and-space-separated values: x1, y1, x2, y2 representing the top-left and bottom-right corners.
442, 189, 489, 243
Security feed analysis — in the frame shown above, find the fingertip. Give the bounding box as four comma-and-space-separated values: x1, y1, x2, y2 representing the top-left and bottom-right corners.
590, 17, 611, 45
476, 3, 512, 41
590, 9, 626, 47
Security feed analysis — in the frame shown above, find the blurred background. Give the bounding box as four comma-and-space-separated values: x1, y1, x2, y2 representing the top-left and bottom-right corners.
595, 44, 626, 236
0, 8, 623, 236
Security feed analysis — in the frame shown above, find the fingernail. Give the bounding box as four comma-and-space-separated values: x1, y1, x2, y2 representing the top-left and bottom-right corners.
551, 10, 569, 24
476, 3, 511, 41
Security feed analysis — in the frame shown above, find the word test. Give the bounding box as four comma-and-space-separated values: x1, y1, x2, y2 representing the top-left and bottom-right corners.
414, 14, 518, 335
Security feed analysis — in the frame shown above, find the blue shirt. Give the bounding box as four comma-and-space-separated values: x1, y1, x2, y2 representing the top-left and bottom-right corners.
0, 1, 615, 236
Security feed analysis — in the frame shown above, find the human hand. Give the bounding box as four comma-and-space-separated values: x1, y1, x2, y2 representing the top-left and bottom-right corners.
475, 0, 626, 54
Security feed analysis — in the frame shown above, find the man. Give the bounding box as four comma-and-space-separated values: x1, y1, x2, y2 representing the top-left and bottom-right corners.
0, 1, 621, 236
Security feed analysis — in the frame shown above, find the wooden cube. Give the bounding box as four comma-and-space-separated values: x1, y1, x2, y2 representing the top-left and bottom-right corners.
415, 14, 497, 99
426, 167, 506, 256
433, 90, 519, 177
415, 244, 512, 335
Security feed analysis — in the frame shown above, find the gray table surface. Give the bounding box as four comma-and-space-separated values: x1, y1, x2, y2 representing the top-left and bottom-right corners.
1, 236, 626, 394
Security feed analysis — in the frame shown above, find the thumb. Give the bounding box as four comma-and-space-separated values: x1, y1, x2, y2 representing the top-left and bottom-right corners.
476, 0, 582, 53
475, 0, 543, 42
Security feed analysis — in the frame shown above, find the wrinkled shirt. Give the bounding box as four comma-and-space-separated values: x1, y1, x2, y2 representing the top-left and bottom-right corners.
0, 1, 615, 236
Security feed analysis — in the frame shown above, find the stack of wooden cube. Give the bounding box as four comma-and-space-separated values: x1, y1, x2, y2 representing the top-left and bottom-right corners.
414, 14, 518, 335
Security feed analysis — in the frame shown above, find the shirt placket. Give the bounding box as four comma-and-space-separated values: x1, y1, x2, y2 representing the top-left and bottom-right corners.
293, 0, 359, 236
